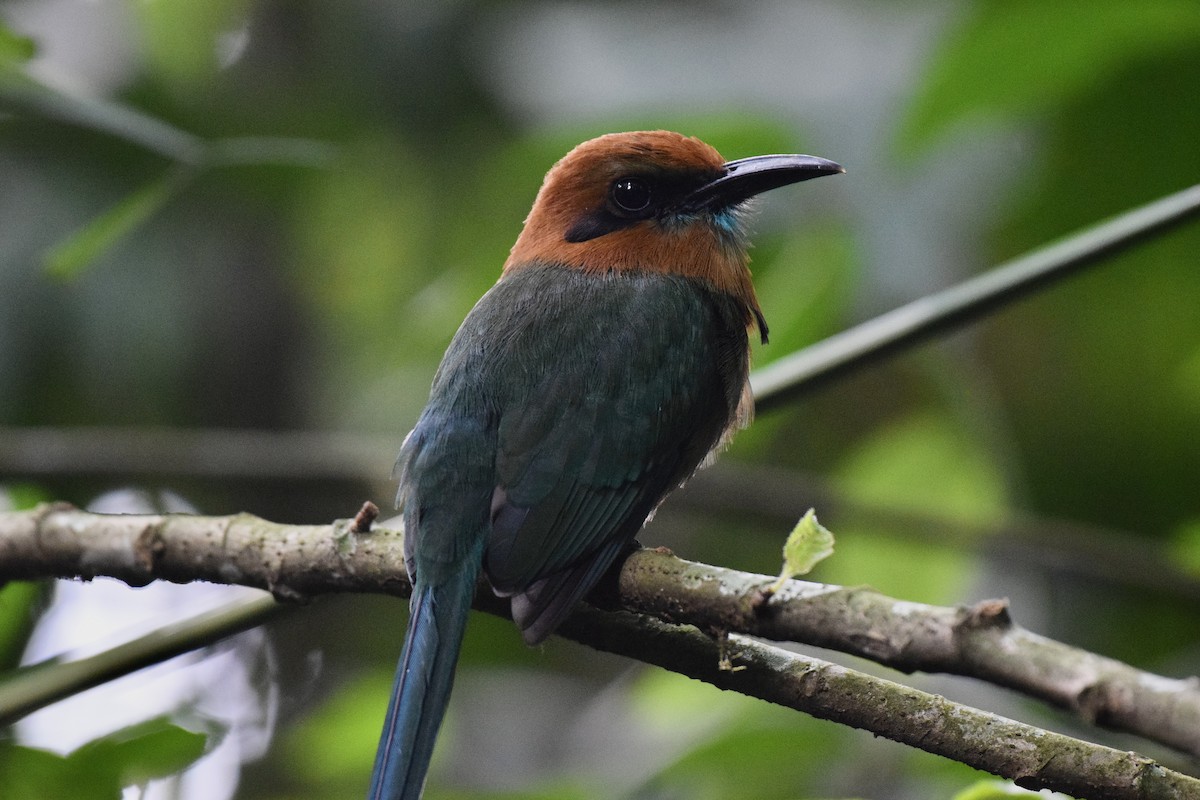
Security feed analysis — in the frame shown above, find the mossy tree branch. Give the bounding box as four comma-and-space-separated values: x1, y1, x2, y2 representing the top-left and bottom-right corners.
1, 505, 1198, 799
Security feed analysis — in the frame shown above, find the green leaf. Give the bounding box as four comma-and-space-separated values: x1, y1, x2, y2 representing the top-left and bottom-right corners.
0, 22, 36, 66
69, 717, 209, 787
898, 0, 1200, 155
1174, 343, 1200, 407
0, 720, 205, 799
0, 743, 108, 800
1170, 518, 1200, 577
0, 581, 49, 671
770, 508, 835, 591
43, 169, 191, 280
1, 483, 50, 511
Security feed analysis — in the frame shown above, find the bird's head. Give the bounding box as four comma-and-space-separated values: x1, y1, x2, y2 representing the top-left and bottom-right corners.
504, 131, 842, 338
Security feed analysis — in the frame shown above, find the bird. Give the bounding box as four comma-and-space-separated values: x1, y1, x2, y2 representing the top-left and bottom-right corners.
368, 130, 842, 800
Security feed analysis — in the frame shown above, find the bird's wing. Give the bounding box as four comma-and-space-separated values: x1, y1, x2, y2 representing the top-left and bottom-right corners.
481, 266, 750, 642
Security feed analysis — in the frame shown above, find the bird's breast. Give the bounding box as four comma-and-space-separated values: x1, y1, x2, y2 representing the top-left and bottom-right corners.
460, 264, 752, 407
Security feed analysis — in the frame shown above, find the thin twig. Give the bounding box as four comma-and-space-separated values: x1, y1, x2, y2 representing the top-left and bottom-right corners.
0, 426, 393, 482
0, 592, 280, 726
0, 71, 202, 162
751, 182, 1200, 410
0, 72, 337, 170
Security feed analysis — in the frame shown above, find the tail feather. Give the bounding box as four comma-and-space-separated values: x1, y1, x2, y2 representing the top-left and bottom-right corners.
368, 570, 477, 800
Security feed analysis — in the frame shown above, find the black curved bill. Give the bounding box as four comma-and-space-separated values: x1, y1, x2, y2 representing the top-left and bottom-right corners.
684, 154, 844, 211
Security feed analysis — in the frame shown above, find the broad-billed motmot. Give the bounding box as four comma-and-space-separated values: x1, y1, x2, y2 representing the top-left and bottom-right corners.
369, 131, 842, 799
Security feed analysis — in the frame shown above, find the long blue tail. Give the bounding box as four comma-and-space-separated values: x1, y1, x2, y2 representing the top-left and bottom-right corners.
367, 568, 477, 800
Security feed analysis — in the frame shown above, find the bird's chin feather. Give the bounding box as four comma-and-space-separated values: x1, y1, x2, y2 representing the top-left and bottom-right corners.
655, 202, 753, 256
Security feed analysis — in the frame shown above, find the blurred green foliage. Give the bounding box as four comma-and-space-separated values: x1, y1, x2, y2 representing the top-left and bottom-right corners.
0, 19, 33, 63
2, 1, 1200, 799
0, 582, 46, 672
0, 717, 207, 799
898, 0, 1200, 156
43, 168, 192, 280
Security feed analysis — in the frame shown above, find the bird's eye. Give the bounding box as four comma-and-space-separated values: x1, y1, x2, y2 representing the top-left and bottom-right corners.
610, 177, 653, 215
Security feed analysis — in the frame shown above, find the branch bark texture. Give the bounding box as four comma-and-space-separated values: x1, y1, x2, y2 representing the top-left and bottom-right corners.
2, 506, 1198, 799
561, 608, 1199, 800
617, 550, 1200, 758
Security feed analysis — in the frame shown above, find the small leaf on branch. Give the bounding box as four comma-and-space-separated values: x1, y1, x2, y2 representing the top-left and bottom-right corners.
769, 508, 834, 593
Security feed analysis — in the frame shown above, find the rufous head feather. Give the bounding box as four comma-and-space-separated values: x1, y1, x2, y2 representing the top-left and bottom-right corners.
504, 130, 842, 341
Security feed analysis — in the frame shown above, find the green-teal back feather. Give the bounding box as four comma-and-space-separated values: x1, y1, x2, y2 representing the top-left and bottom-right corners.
397, 263, 750, 643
